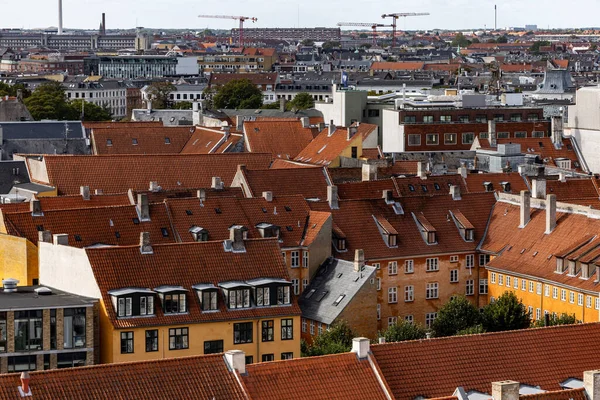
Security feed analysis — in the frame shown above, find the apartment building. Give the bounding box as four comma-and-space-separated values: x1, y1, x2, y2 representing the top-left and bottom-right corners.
208, 73, 278, 104
64, 80, 129, 118
230, 28, 341, 42
84, 56, 178, 79
198, 48, 278, 73
0, 280, 97, 373
39, 232, 301, 364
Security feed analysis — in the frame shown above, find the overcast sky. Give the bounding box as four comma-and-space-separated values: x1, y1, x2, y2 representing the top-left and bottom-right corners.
2, 0, 600, 31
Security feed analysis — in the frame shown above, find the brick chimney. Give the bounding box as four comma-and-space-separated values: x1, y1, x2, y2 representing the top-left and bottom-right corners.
149, 181, 161, 192
546, 194, 557, 234
417, 161, 427, 180
262, 191, 273, 202
491, 381, 519, 400
584, 370, 600, 400
488, 120, 497, 148
354, 249, 365, 272
53, 234, 68, 246
139, 232, 153, 254
519, 190, 531, 228
362, 164, 377, 182
30, 198, 42, 216
137, 193, 150, 221
229, 225, 247, 252
351, 337, 370, 359
225, 350, 246, 375
80, 186, 90, 201
449, 185, 461, 200
18, 371, 31, 397
327, 185, 339, 209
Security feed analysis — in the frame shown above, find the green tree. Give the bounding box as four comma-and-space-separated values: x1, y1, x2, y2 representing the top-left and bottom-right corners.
146, 81, 176, 109
301, 39, 315, 47
451, 32, 471, 47
456, 324, 486, 336
24, 81, 77, 121
69, 100, 112, 121
322, 41, 341, 50
380, 320, 427, 343
432, 296, 481, 337
532, 313, 579, 328
260, 102, 281, 110
471, 38, 481, 44
482, 292, 531, 332
288, 92, 315, 110
172, 101, 193, 110
359, 33, 369, 39
496, 35, 508, 43
212, 79, 263, 109
302, 321, 356, 357
0, 82, 31, 98
531, 40, 551, 53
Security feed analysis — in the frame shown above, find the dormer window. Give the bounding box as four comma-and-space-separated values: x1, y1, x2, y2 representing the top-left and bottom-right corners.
220, 282, 251, 309
193, 284, 218, 311
257, 223, 280, 239
483, 182, 493, 192
389, 234, 398, 247
500, 181, 511, 192
555, 257, 565, 273
189, 226, 209, 242
465, 229, 474, 242
108, 288, 156, 318
256, 287, 271, 306
450, 210, 475, 243
374, 215, 399, 248
412, 213, 437, 245
154, 286, 188, 314
277, 286, 291, 305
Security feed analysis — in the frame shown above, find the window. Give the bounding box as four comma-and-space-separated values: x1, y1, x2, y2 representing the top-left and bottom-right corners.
0, 312, 6, 352
7, 355, 36, 372
106, 139, 112, 146
387, 317, 397, 327
204, 339, 223, 354
164, 293, 187, 314
49, 310, 56, 350
277, 286, 291, 305
229, 288, 251, 309
302, 251, 309, 268
388, 287, 398, 303
405, 285, 414, 302
404, 116, 416, 123
377, 304, 381, 320
465, 254, 474, 268
262, 320, 274, 342
561, 289, 567, 301
132, 138, 138, 145
120, 331, 134, 354
255, 287, 270, 307
405, 260, 414, 273
408, 134, 421, 146
169, 328, 189, 350
423, 115, 434, 123
536, 308, 541, 320
569, 292, 575, 304
527, 113, 539, 121
57, 352, 86, 369
302, 318, 307, 333
165, 137, 171, 144
281, 319, 293, 340
458, 115, 469, 122
201, 291, 218, 311
377, 278, 381, 291
596, 298, 600, 310
493, 114, 504, 122
14, 310, 42, 351
373, 263, 380, 270
529, 281, 534, 293
63, 308, 86, 349
440, 115, 451, 122
444, 133, 457, 145
462, 132, 475, 144
532, 131, 545, 138
498, 274, 504, 286
262, 354, 275, 362
139, 295, 154, 316
146, 330, 158, 352
302, 279, 308, 291
587, 296, 593, 308
497, 132, 510, 139
491, 272, 496, 284
466, 280, 475, 296
528, 306, 533, 316
515, 131, 527, 138
506, 276, 511, 287
426, 283, 439, 299
281, 352, 294, 360
310, 320, 315, 335
450, 269, 459, 283
291, 251, 300, 268
521, 280, 527, 291
388, 261, 398, 275
234, 322, 253, 344
351, 147, 358, 158
479, 279, 488, 294
426, 258, 439, 272
514, 278, 518, 289
426, 134, 439, 145
425, 313, 437, 328
578, 293, 584, 306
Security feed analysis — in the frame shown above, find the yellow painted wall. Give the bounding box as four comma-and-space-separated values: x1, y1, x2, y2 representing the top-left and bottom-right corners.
330, 135, 363, 168
0, 234, 37, 285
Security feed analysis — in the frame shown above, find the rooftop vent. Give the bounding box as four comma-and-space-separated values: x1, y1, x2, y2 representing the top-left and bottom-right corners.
3, 278, 19, 293
34, 287, 52, 296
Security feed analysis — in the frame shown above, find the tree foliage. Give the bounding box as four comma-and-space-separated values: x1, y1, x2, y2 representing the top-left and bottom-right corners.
69, 100, 112, 121
172, 101, 193, 110
301, 39, 315, 47
531, 40, 551, 53
432, 296, 481, 337
532, 313, 579, 328
146, 81, 176, 109
456, 324, 486, 336
0, 82, 30, 99
495, 35, 508, 43
24, 81, 77, 121
212, 79, 263, 109
288, 92, 315, 110
451, 33, 471, 47
302, 321, 356, 357
482, 292, 531, 332
322, 41, 341, 50
380, 320, 427, 343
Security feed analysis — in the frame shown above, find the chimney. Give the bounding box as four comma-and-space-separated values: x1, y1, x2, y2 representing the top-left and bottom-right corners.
449, 185, 461, 200
382, 189, 393, 204
101, 13, 106, 35
318, 122, 325, 132
545, 194, 557, 234
551, 116, 564, 147
457, 166, 467, 179
378, 337, 386, 344
53, 234, 69, 246
488, 120, 497, 148
225, 350, 246, 375
328, 120, 336, 136
30, 198, 42, 216
354, 249, 365, 272
236, 116, 244, 131
58, 0, 63, 35
519, 190, 531, 228
491, 381, 520, 400
584, 370, 600, 400
347, 126, 358, 140
559, 171, 567, 183
531, 177, 546, 199
146, 100, 152, 115
137, 193, 150, 221
149, 181, 160, 192
327, 185, 339, 209
197, 189, 206, 202
417, 161, 427, 180
3, 278, 18, 293
280, 98, 287, 112
16, 89, 23, 102
351, 337, 370, 359
229, 225, 246, 252
211, 177, 224, 190
222, 125, 231, 140
140, 232, 153, 254
38, 230, 52, 244
262, 191, 273, 202
80, 186, 90, 201
94, 189, 103, 195
362, 163, 377, 182
300, 116, 310, 128
18, 371, 31, 397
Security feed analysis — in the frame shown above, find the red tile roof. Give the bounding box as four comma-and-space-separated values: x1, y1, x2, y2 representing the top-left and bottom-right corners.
242, 167, 331, 200
244, 120, 317, 159
270, 159, 318, 169
371, 323, 600, 399
0, 354, 247, 399
370, 62, 425, 71
337, 179, 398, 200
328, 162, 419, 184
464, 172, 528, 194
2, 204, 175, 248
242, 353, 389, 400
135, 187, 244, 203
500, 63, 533, 72
526, 177, 600, 201
0, 193, 130, 214
86, 239, 301, 328
91, 126, 195, 155
35, 153, 272, 195
180, 127, 242, 154
521, 388, 586, 400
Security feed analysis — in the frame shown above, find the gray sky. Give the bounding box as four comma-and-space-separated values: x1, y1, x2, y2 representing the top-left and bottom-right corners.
2, 0, 600, 31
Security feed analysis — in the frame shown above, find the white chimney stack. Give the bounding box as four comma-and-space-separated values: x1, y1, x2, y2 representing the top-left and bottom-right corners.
58, 0, 63, 35
352, 337, 370, 359
417, 161, 427, 180
492, 381, 520, 400
584, 370, 600, 400
327, 185, 339, 210
225, 350, 246, 375
546, 194, 557, 234
519, 190, 531, 228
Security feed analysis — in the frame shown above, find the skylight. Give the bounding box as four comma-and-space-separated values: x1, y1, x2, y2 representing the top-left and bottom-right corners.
305, 289, 316, 299
316, 291, 328, 302
333, 294, 346, 306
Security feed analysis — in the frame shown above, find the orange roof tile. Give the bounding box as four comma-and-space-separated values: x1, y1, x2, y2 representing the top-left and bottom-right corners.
35, 153, 272, 195
270, 159, 318, 169
521, 388, 586, 400
464, 172, 528, 194
371, 323, 600, 399
370, 62, 425, 71
135, 187, 244, 203
242, 353, 389, 400
328, 162, 419, 184
337, 179, 398, 200
242, 168, 331, 200
244, 120, 317, 159
525, 177, 600, 201
0, 193, 130, 214
180, 127, 242, 154
91, 126, 195, 155
303, 210, 331, 246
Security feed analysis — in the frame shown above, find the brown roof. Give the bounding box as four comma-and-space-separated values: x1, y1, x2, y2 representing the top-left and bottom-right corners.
242, 353, 389, 400
242, 168, 331, 200
521, 388, 586, 400
370, 62, 425, 71
0, 354, 247, 399
525, 177, 600, 201
134, 187, 244, 203
36, 153, 272, 195
209, 72, 278, 86
180, 127, 242, 154
0, 193, 130, 214
328, 162, 419, 184
393, 175, 467, 197
3, 204, 175, 248
87, 239, 300, 328
270, 159, 318, 169
371, 323, 600, 399
337, 179, 398, 200
464, 172, 528, 194
244, 120, 316, 159
83, 121, 163, 129
500, 63, 533, 72
91, 126, 195, 155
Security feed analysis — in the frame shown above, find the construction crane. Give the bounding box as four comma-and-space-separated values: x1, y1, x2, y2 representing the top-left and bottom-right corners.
381, 12, 430, 48
337, 22, 392, 46
198, 15, 257, 46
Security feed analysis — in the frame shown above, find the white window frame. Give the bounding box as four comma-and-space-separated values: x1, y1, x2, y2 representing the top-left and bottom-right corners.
377, 304, 381, 320
404, 260, 414, 274
388, 316, 397, 327
426, 282, 439, 299
426, 258, 439, 272
536, 283, 542, 295
302, 251, 309, 268
521, 280, 527, 291
466, 279, 474, 296
513, 278, 518, 289
578, 293, 584, 306
425, 312, 437, 328
491, 272, 496, 284
404, 285, 414, 302
479, 279, 488, 294
291, 251, 300, 268
450, 269, 459, 283
561, 289, 567, 301
388, 287, 398, 303
292, 279, 299, 295
388, 261, 398, 275
377, 278, 381, 291
529, 281, 534, 293
569, 291, 575, 304
465, 254, 474, 268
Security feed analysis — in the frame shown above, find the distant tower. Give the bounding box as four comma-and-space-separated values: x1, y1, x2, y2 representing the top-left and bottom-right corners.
58, 0, 63, 35
494, 5, 497, 31
101, 13, 106, 35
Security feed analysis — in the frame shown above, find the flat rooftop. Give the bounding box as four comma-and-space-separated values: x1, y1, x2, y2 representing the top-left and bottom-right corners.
0, 285, 97, 310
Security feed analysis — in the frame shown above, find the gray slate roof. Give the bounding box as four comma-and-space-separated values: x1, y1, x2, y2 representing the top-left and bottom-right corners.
0, 121, 85, 139
299, 258, 376, 325
0, 99, 32, 122
0, 285, 96, 311
0, 160, 29, 194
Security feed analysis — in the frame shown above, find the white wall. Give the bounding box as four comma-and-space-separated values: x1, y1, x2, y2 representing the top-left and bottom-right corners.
382, 109, 404, 153
176, 57, 199, 75
39, 242, 101, 299
568, 87, 600, 130
565, 127, 600, 173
